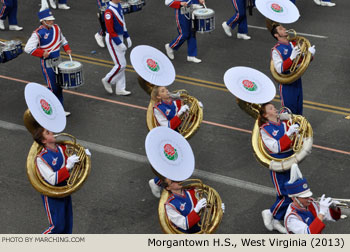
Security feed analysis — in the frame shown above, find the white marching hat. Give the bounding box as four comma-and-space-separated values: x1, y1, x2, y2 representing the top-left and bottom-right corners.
255, 0, 300, 24
130, 45, 176, 86
223, 66, 276, 104
24, 82, 66, 133
145, 126, 195, 181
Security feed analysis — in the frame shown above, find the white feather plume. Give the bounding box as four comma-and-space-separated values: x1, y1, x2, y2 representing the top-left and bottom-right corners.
288, 163, 303, 184
40, 0, 50, 11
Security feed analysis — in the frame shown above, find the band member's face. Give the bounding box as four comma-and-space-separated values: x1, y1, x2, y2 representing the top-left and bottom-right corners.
41, 129, 56, 145
165, 178, 182, 191
297, 197, 311, 208
42, 20, 54, 28
264, 104, 278, 119
276, 25, 288, 38
157, 87, 170, 101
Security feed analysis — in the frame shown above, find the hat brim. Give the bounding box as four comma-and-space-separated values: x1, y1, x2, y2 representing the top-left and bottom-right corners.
41, 16, 55, 21
290, 189, 313, 198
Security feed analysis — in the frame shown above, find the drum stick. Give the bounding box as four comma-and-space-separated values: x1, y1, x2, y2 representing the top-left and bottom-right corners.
203, 3, 207, 9
0, 41, 6, 45
69, 54, 73, 62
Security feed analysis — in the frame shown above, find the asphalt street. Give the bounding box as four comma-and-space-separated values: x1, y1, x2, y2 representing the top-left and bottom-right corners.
0, 0, 349, 234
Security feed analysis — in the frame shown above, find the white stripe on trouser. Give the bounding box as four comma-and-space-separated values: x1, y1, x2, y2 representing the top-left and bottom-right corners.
104, 33, 126, 92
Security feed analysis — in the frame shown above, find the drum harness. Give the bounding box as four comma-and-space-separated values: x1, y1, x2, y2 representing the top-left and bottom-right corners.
45, 57, 62, 75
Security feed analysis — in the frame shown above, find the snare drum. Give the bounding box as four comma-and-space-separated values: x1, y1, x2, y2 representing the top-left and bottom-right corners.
2, 45, 18, 62
57, 61, 84, 89
192, 8, 215, 34
121, 2, 131, 14
128, 0, 142, 13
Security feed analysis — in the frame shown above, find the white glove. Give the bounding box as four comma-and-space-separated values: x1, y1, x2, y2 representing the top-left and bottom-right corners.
117, 43, 127, 52
308, 45, 316, 56
198, 101, 203, 108
290, 46, 301, 60
85, 149, 91, 156
286, 124, 299, 137
178, 104, 189, 116
66, 154, 80, 170
319, 194, 333, 215
221, 203, 225, 214
194, 198, 207, 213
126, 37, 132, 48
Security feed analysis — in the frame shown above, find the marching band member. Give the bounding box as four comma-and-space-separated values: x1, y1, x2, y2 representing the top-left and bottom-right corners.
284, 164, 341, 234
101, 0, 132, 96
49, 0, 71, 10
162, 178, 207, 233
271, 24, 316, 115
162, 178, 225, 233
24, 7, 72, 116
95, 0, 110, 48
313, 0, 336, 7
151, 86, 189, 130
33, 127, 81, 233
164, 0, 206, 63
0, 0, 23, 31
222, 0, 251, 40
258, 102, 300, 233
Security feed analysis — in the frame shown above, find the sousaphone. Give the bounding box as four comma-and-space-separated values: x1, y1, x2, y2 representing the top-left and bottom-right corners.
130, 45, 203, 139
24, 82, 91, 198
145, 126, 223, 234
224, 67, 312, 172
255, 0, 311, 84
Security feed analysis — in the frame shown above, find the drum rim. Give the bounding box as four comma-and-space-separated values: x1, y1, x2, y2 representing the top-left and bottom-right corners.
58, 61, 82, 69
193, 8, 215, 16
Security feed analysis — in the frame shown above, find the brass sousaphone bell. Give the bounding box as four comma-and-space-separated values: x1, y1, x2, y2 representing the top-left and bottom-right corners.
24, 83, 91, 198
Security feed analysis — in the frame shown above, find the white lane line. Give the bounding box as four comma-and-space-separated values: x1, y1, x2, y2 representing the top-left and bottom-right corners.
0, 120, 275, 196
248, 25, 328, 39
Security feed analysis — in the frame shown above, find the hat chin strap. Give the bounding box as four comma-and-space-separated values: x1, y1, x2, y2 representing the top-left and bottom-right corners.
43, 20, 53, 28
295, 197, 306, 209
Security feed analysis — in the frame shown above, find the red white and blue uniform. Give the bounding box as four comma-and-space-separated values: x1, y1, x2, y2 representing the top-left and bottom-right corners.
165, 0, 200, 57
272, 41, 303, 115
36, 144, 73, 234
0, 0, 19, 26
154, 99, 182, 129
225, 0, 248, 34
97, 0, 109, 36
103, 1, 129, 91
24, 24, 71, 105
165, 188, 201, 233
284, 200, 341, 234
260, 120, 294, 220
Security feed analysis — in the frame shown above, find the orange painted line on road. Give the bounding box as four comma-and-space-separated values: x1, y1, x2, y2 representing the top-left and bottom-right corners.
312, 144, 350, 155
1, 74, 349, 156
